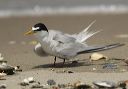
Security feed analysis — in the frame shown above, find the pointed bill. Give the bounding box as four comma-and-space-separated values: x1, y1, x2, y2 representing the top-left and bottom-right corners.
24, 30, 34, 35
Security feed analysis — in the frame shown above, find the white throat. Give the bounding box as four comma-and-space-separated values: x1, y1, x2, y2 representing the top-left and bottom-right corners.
34, 31, 48, 41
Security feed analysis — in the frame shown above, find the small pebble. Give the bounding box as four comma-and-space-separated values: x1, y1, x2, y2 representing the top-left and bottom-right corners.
1, 62, 7, 66
103, 63, 118, 69
92, 68, 96, 71
0, 72, 7, 76
0, 84, 7, 89
75, 83, 92, 89
52, 86, 59, 89
58, 84, 67, 88
118, 81, 127, 89
14, 66, 22, 72
20, 79, 29, 86
123, 58, 128, 65
28, 77, 34, 83
72, 61, 78, 64
67, 71, 74, 73
47, 79, 56, 86
56, 70, 66, 73
50, 68, 55, 71
0, 72, 7, 80
43, 84, 51, 89
120, 69, 127, 72
31, 82, 43, 88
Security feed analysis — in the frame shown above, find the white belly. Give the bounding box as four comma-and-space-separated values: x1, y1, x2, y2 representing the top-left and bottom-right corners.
40, 42, 53, 55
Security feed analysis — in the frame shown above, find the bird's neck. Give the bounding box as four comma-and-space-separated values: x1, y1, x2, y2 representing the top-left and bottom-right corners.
34, 31, 48, 41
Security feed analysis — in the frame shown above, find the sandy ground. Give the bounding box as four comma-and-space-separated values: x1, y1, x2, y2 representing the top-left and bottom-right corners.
0, 13, 128, 88
1, 69, 128, 89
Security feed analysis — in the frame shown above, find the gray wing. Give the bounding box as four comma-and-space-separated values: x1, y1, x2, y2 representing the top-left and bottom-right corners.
58, 43, 124, 58
34, 43, 48, 57
53, 33, 76, 43
58, 43, 87, 58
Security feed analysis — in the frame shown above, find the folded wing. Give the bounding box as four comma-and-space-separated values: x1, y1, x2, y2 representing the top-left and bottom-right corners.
53, 32, 76, 43
58, 43, 124, 58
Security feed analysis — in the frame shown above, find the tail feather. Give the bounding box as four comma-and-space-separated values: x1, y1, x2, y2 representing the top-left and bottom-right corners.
80, 30, 100, 42
81, 20, 96, 33
75, 20, 100, 43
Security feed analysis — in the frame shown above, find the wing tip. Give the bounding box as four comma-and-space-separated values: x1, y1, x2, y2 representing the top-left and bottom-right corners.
77, 43, 125, 54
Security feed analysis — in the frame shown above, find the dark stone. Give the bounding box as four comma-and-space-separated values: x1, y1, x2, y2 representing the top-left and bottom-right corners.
47, 79, 56, 86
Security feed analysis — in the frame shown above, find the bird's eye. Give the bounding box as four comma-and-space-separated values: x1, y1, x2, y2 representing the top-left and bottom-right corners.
32, 27, 40, 31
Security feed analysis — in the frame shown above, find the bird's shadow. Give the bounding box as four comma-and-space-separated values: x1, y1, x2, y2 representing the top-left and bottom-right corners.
32, 59, 92, 69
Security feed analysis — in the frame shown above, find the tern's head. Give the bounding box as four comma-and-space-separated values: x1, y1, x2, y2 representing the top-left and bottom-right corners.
25, 23, 48, 35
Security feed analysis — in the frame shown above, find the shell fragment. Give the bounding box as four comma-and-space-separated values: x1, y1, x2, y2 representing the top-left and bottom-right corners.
90, 53, 108, 61
28, 77, 34, 83
93, 81, 116, 88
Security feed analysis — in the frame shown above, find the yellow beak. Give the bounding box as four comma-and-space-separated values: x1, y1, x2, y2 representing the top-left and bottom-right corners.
24, 30, 34, 35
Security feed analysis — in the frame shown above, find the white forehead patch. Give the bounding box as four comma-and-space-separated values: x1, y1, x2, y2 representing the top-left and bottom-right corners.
32, 27, 39, 31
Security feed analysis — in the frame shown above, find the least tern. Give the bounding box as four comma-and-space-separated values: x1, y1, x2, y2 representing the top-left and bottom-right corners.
25, 21, 124, 65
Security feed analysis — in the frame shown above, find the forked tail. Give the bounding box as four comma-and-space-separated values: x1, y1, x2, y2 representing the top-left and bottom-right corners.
74, 20, 101, 43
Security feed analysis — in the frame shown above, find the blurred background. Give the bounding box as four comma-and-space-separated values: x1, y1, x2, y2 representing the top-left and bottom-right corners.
0, 0, 128, 71
0, 0, 128, 17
